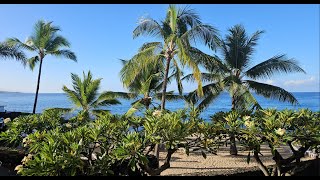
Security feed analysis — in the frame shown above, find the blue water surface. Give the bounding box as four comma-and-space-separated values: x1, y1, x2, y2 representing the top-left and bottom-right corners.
0, 92, 319, 121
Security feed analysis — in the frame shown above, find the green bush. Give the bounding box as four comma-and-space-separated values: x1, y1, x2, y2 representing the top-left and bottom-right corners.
5, 108, 213, 176
0, 109, 65, 147
237, 109, 320, 176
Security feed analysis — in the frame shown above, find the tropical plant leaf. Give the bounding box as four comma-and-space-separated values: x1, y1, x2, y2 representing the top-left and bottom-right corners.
245, 54, 305, 79
245, 80, 299, 105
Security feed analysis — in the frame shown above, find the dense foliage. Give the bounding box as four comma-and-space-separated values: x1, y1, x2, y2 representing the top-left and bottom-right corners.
1, 108, 218, 176
0, 108, 318, 176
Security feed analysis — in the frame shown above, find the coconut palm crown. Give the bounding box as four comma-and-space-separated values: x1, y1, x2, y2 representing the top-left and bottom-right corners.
132, 4, 220, 111
62, 71, 122, 117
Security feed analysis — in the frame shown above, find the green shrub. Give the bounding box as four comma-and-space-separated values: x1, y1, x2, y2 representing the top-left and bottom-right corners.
0, 109, 65, 147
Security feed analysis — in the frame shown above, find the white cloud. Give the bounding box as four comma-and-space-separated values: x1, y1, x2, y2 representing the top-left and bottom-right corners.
284, 76, 316, 86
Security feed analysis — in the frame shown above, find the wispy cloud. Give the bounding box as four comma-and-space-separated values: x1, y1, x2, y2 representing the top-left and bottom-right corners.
284, 76, 316, 86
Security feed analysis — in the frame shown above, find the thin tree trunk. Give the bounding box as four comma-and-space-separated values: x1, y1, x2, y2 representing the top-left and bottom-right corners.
32, 57, 43, 114
145, 93, 150, 110
155, 55, 172, 165
230, 95, 238, 155
254, 151, 270, 176
160, 57, 171, 111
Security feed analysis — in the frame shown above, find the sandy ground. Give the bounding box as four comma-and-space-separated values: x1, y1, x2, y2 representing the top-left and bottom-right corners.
159, 144, 314, 176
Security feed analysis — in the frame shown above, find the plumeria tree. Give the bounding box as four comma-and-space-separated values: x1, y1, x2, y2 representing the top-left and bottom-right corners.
239, 109, 319, 176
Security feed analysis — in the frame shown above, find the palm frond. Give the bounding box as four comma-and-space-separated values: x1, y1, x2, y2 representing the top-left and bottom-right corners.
91, 91, 121, 108
86, 78, 101, 105
245, 80, 299, 105
0, 43, 27, 65
108, 91, 139, 100
245, 54, 305, 79
182, 72, 221, 83
45, 35, 71, 51
62, 85, 83, 108
243, 30, 264, 58
185, 82, 223, 107
181, 24, 219, 50
133, 17, 163, 38
167, 4, 178, 33
6, 38, 36, 51
138, 42, 162, 52
27, 56, 40, 70
176, 37, 203, 97
172, 59, 184, 95
197, 87, 223, 112
33, 20, 60, 48
125, 100, 145, 117
177, 5, 201, 27
189, 47, 227, 73
232, 84, 261, 110
222, 24, 251, 70
155, 91, 183, 101
94, 99, 121, 107
120, 43, 163, 89
48, 49, 77, 61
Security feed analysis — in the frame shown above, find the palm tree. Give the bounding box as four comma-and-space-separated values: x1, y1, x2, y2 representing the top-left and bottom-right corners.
132, 4, 219, 111
0, 42, 26, 64
184, 24, 305, 155
6, 20, 77, 114
120, 44, 183, 116
62, 71, 122, 118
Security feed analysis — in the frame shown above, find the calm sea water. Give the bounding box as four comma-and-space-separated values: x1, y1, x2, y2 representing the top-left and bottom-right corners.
0, 92, 319, 120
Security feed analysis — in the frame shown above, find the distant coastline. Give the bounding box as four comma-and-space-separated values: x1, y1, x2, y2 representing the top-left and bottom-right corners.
0, 91, 22, 93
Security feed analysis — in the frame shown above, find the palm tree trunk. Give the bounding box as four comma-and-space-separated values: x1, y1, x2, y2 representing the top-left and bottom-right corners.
230, 95, 238, 155
32, 57, 43, 114
145, 94, 150, 110
154, 57, 171, 166
160, 57, 171, 111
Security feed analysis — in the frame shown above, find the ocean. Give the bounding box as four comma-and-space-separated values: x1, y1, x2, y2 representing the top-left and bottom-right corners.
0, 92, 319, 120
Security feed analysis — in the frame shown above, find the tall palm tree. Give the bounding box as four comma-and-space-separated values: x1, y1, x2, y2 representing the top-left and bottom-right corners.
0, 42, 26, 64
6, 20, 77, 114
132, 4, 219, 111
184, 24, 305, 155
62, 71, 122, 118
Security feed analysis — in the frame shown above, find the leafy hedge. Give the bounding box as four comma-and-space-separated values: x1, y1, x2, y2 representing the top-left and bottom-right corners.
0, 108, 319, 176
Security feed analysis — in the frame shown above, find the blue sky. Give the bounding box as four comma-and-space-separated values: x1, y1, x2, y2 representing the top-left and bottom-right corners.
0, 4, 319, 93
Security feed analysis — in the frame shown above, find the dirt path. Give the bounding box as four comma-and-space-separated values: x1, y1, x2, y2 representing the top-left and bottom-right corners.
159, 144, 313, 175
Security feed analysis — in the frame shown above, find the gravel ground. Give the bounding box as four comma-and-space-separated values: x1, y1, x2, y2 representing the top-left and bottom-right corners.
159, 144, 313, 176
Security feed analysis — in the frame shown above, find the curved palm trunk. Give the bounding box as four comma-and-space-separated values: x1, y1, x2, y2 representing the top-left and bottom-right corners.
32, 57, 43, 114
230, 95, 238, 155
